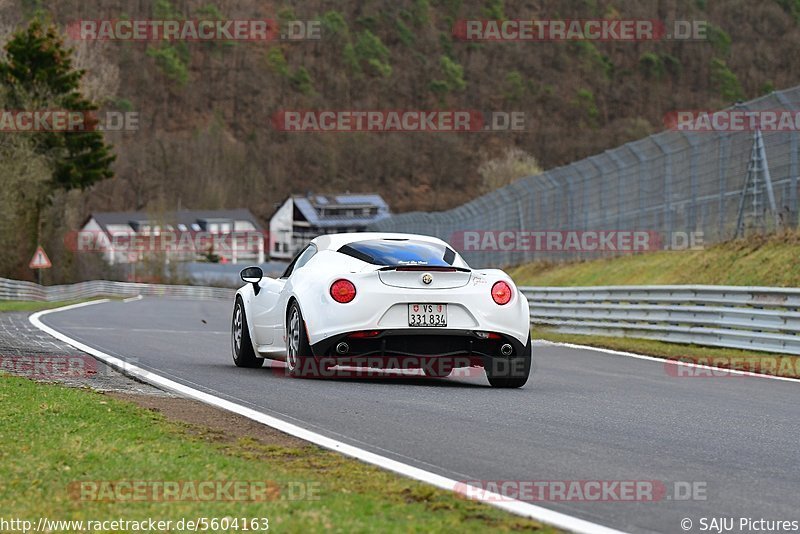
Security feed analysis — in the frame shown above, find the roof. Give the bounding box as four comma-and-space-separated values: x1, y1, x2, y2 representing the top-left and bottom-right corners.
312, 232, 446, 251
85, 208, 264, 233
291, 193, 390, 228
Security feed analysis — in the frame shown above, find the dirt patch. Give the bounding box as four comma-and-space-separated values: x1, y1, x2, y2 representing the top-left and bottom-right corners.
107, 392, 311, 450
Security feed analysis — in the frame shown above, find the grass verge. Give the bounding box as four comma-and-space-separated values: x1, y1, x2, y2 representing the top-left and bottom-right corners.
533, 328, 800, 378
509, 231, 800, 287
0, 376, 554, 533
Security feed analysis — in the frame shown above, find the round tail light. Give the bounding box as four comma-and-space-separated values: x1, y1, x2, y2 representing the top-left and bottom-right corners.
330, 279, 357, 303
491, 281, 512, 305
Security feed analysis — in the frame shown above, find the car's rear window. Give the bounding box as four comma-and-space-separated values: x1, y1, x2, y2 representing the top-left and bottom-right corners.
338, 239, 456, 266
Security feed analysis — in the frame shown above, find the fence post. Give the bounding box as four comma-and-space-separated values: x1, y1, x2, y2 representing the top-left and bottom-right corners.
718, 132, 731, 239
605, 150, 626, 230
651, 136, 674, 237
628, 144, 647, 230
680, 132, 700, 232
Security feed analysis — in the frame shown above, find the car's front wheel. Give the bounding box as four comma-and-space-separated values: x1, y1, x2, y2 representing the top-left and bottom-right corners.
485, 336, 532, 388
232, 297, 263, 368
286, 302, 313, 378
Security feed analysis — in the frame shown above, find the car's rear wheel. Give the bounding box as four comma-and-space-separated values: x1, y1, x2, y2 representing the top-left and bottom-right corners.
485, 336, 531, 388
232, 297, 263, 368
286, 302, 313, 378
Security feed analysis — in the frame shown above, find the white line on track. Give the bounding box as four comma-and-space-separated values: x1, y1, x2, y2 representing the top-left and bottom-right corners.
64, 326, 227, 335
534, 339, 800, 383
123, 295, 143, 303
29, 300, 627, 534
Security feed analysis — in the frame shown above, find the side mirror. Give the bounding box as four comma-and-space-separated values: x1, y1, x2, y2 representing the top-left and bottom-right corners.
240, 266, 263, 294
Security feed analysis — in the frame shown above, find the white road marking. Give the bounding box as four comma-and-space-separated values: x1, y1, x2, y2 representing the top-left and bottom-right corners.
65, 327, 227, 335
123, 295, 143, 303
534, 339, 800, 383
30, 301, 627, 534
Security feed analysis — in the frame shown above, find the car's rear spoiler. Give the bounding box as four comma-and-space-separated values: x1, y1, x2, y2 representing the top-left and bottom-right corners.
378, 266, 471, 273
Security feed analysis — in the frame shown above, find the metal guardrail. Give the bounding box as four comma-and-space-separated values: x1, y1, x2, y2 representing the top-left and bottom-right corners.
0, 277, 235, 302
520, 285, 800, 355
4, 277, 798, 355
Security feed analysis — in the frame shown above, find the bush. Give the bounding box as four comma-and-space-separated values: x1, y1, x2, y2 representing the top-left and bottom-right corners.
478, 147, 542, 193
504, 70, 525, 101
266, 47, 289, 77
353, 30, 392, 77
290, 66, 314, 94
710, 58, 744, 101
146, 44, 189, 85
430, 55, 465, 96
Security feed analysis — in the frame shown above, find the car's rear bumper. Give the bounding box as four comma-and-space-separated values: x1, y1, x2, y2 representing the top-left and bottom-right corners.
310, 328, 526, 368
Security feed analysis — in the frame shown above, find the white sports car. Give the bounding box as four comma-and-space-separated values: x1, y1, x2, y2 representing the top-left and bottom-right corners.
231, 233, 532, 388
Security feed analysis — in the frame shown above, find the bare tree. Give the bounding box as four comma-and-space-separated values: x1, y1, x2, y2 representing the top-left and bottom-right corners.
478, 147, 543, 194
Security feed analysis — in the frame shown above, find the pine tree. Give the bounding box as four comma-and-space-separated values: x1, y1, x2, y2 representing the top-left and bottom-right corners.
0, 18, 115, 191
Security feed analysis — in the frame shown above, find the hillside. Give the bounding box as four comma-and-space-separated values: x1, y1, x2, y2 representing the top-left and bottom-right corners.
4, 0, 800, 280
7, 0, 800, 215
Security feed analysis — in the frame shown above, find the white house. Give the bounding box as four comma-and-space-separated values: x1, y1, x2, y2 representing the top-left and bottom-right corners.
269, 193, 390, 260
78, 209, 266, 265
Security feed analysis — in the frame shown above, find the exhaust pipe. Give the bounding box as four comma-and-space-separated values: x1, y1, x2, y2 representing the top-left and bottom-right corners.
336, 342, 350, 355
500, 343, 513, 356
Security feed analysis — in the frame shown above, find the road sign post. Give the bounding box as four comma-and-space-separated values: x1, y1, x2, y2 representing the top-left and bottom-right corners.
29, 245, 52, 285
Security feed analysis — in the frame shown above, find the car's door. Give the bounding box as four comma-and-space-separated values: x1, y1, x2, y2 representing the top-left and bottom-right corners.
249, 276, 285, 347
258, 244, 318, 350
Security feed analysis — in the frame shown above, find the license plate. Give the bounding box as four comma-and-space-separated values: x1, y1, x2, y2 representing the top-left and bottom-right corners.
408, 303, 447, 327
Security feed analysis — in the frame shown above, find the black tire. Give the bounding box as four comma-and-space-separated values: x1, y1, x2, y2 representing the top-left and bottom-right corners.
232, 297, 263, 368
485, 336, 532, 388
286, 302, 313, 378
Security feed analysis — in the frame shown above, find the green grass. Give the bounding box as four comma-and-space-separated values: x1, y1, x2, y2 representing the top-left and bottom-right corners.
509, 231, 800, 287
0, 376, 553, 533
0, 299, 98, 313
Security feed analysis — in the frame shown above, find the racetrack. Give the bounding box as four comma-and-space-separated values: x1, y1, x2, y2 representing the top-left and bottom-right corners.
38, 297, 800, 534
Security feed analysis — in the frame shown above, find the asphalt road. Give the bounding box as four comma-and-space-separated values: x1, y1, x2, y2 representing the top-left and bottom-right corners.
40, 297, 800, 534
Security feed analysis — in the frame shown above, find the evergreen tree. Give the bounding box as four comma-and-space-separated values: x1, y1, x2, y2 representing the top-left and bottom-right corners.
0, 19, 115, 191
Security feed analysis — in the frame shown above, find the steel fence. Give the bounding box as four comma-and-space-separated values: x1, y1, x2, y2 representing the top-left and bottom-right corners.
370, 86, 800, 268
521, 285, 800, 355
0, 277, 235, 302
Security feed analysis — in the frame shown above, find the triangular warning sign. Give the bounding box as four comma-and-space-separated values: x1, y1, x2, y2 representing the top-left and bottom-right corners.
29, 246, 52, 269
